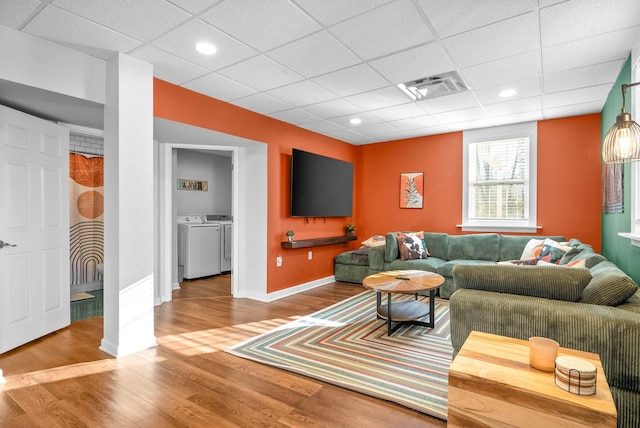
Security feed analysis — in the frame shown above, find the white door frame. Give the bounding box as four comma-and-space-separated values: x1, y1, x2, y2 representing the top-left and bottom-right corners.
156, 138, 268, 304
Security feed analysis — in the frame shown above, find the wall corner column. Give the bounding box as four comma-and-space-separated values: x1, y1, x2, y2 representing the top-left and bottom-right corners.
101, 53, 156, 357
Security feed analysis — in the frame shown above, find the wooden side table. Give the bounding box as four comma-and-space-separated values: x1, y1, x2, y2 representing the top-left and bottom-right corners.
448, 331, 617, 427
362, 270, 444, 336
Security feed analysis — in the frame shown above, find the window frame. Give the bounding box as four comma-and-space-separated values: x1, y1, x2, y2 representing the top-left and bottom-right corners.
461, 122, 538, 233
620, 54, 640, 247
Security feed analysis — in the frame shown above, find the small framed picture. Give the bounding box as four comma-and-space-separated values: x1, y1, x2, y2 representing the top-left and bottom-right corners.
400, 172, 423, 208
177, 179, 208, 191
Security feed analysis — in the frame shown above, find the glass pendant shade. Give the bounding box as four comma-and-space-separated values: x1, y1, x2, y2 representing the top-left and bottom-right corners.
603, 112, 640, 164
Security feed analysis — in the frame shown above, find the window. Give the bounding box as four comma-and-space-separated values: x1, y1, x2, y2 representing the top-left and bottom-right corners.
462, 122, 537, 232
621, 54, 640, 246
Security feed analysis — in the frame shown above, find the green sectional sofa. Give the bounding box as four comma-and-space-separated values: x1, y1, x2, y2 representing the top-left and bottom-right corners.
335, 232, 565, 298
450, 263, 640, 428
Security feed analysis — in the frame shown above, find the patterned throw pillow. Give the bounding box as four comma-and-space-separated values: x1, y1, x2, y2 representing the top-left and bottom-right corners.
537, 244, 567, 264
361, 235, 386, 247
396, 232, 428, 261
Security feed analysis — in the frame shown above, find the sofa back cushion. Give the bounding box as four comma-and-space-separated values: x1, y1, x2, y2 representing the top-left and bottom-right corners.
453, 264, 592, 301
579, 261, 639, 306
499, 235, 566, 261
423, 232, 449, 260
447, 234, 500, 261
385, 232, 399, 262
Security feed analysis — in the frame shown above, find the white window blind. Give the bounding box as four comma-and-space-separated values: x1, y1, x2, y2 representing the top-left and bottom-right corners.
462, 122, 537, 232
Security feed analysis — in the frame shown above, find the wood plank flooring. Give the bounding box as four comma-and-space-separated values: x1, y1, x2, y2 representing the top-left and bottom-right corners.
0, 276, 447, 427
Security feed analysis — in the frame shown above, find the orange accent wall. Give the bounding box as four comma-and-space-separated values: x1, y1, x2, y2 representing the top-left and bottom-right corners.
154, 79, 358, 293
155, 78, 602, 293
357, 114, 602, 252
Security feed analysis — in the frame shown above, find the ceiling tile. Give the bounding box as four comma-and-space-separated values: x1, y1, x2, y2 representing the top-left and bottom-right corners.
404, 124, 450, 137
491, 110, 543, 126
201, 0, 320, 51
23, 5, 141, 58
370, 102, 429, 122
52, 0, 191, 42
0, 0, 41, 28
544, 60, 625, 94
543, 84, 612, 109
231, 93, 293, 115
460, 51, 541, 89
266, 80, 337, 106
131, 45, 210, 85
166, 0, 218, 14
293, 0, 391, 27
183, 72, 257, 102
543, 101, 603, 120
325, 128, 376, 145
432, 106, 487, 124
443, 12, 538, 68
418, 90, 480, 114
446, 118, 495, 132
302, 99, 362, 119
218, 55, 304, 92
483, 96, 542, 116
417, 0, 536, 38
540, 0, 640, 47
345, 86, 409, 111
473, 78, 541, 105
542, 26, 639, 74
152, 19, 257, 71
311, 64, 389, 97
330, 0, 435, 60
270, 108, 322, 124
299, 120, 346, 134
369, 42, 455, 84
389, 115, 439, 131
329, 112, 383, 128
268, 31, 360, 78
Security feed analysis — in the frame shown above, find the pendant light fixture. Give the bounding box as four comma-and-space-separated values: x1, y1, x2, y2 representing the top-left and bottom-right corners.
603, 82, 640, 164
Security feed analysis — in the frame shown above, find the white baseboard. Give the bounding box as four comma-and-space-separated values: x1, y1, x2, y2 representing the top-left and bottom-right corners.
252, 275, 336, 302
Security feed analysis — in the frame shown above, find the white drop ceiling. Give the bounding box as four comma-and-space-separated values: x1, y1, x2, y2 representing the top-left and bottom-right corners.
2, 0, 640, 145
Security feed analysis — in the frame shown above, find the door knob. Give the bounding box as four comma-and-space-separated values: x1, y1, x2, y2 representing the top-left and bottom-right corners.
0, 240, 17, 249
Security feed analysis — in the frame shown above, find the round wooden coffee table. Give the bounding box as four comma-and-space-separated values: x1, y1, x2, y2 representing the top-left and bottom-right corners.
362, 270, 444, 336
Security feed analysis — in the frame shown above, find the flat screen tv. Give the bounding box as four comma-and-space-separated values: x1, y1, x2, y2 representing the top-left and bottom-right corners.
291, 149, 353, 217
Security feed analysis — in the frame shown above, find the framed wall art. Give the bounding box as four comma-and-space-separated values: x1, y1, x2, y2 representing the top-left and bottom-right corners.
400, 172, 423, 208
177, 178, 208, 191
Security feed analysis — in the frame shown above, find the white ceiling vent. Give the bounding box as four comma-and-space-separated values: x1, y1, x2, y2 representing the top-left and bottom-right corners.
397, 71, 468, 101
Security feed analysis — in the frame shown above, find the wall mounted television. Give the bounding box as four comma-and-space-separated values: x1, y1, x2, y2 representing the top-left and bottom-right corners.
291, 148, 353, 217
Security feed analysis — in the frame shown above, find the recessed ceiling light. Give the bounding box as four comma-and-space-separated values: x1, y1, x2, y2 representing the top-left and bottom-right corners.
196, 42, 217, 55
499, 89, 517, 98
350, 118, 362, 125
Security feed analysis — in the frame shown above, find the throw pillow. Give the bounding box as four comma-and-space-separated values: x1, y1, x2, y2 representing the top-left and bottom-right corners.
396, 232, 428, 261
537, 244, 566, 264
579, 261, 639, 306
538, 258, 586, 268
361, 235, 386, 247
520, 238, 544, 260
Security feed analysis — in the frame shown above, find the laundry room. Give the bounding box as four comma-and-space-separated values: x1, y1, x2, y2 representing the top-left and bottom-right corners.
176, 148, 233, 282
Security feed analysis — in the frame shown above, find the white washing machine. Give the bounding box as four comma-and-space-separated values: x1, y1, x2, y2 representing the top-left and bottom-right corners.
177, 215, 221, 279
204, 214, 232, 273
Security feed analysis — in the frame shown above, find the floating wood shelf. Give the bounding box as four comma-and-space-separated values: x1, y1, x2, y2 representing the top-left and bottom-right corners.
281, 235, 357, 249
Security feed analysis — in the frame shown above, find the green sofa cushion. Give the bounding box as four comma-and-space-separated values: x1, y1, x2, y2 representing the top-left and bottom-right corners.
447, 233, 500, 261
579, 261, 639, 306
385, 232, 399, 262
388, 257, 445, 272
423, 232, 449, 260
453, 264, 592, 301
334, 249, 370, 266
436, 259, 496, 278
499, 235, 565, 261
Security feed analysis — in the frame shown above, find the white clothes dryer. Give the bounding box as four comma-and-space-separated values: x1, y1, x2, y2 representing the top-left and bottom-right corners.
177, 215, 221, 279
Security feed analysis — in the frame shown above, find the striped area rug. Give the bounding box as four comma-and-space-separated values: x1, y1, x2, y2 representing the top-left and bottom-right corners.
226, 291, 452, 420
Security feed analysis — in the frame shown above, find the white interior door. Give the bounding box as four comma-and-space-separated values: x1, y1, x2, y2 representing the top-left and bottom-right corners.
0, 104, 70, 354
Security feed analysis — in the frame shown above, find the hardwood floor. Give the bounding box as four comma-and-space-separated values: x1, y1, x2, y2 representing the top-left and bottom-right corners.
0, 276, 447, 427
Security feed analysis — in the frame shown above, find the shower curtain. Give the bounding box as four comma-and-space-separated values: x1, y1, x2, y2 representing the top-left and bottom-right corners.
69, 153, 104, 286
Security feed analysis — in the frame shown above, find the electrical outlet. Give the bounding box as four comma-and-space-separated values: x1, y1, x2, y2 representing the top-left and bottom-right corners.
276, 256, 282, 267
308, 251, 313, 260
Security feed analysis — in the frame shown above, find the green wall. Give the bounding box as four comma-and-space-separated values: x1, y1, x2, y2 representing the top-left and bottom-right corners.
601, 56, 640, 285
